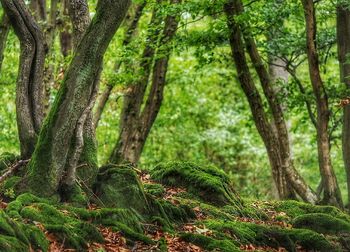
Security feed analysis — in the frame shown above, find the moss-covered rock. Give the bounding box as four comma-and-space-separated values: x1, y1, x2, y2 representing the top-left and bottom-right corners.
151, 162, 242, 207
94, 165, 151, 213
293, 213, 350, 235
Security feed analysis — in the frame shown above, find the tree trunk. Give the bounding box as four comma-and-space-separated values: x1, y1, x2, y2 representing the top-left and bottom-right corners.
21, 0, 131, 198
109, 0, 180, 165
1, 0, 46, 159
59, 0, 73, 57
302, 0, 343, 207
29, 0, 46, 21
0, 14, 10, 72
225, 0, 317, 203
93, 2, 146, 128
337, 2, 350, 206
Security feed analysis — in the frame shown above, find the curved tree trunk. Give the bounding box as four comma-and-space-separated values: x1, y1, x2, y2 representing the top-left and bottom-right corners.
1, 0, 46, 159
337, 2, 350, 207
225, 0, 317, 203
0, 14, 10, 73
109, 0, 181, 165
302, 0, 343, 208
22, 0, 131, 198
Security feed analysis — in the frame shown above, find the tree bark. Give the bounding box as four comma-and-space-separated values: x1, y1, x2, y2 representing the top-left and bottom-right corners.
1, 0, 46, 159
22, 0, 131, 197
337, 2, 350, 206
109, 0, 180, 165
0, 14, 10, 73
225, 0, 317, 203
302, 0, 343, 207
93, 2, 146, 128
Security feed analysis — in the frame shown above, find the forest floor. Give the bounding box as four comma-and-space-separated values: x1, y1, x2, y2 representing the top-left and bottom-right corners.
0, 160, 349, 252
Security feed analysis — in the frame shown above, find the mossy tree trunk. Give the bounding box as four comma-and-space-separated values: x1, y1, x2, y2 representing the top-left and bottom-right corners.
302, 0, 343, 208
109, 0, 181, 165
22, 0, 131, 198
1, 0, 46, 159
0, 13, 10, 73
224, 0, 317, 203
337, 1, 350, 207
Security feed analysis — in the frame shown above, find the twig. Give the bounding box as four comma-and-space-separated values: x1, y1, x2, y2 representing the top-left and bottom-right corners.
0, 159, 30, 184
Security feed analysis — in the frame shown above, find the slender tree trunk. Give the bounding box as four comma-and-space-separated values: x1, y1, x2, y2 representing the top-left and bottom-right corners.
93, 2, 146, 128
59, 0, 72, 57
109, 0, 180, 165
21, 0, 131, 198
337, 2, 350, 206
302, 0, 343, 207
1, 0, 46, 159
0, 14, 10, 72
225, 0, 317, 203
29, 0, 46, 21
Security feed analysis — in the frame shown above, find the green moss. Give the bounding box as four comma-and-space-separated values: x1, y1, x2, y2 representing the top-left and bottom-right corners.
94, 165, 150, 213
274, 200, 350, 222
151, 162, 242, 207
59, 183, 88, 207
0, 176, 21, 199
180, 232, 240, 252
158, 237, 168, 251
202, 219, 337, 252
156, 199, 195, 223
0, 235, 28, 252
293, 213, 350, 234
78, 135, 99, 189
111, 224, 154, 245
144, 183, 165, 197
92, 208, 143, 233
20, 203, 67, 225
25, 225, 49, 251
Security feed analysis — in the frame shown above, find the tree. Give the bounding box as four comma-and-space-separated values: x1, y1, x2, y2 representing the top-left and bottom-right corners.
337, 1, 350, 206
109, 0, 181, 165
18, 0, 131, 198
301, 0, 343, 207
94, 2, 147, 128
1, 0, 46, 159
224, 0, 317, 203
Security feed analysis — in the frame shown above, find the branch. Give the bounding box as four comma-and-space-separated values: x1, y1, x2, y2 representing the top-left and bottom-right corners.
0, 159, 30, 184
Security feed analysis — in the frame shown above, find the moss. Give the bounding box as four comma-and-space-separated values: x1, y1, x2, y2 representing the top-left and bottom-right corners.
45, 224, 86, 250
77, 135, 99, 189
293, 213, 350, 234
25, 225, 49, 251
94, 165, 150, 214
158, 237, 168, 251
20, 203, 67, 225
59, 183, 88, 207
0, 235, 28, 252
0, 176, 21, 199
151, 162, 242, 207
144, 183, 165, 197
111, 224, 154, 245
274, 200, 350, 222
203, 219, 337, 252
92, 208, 144, 233
156, 199, 195, 223
179, 232, 240, 252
